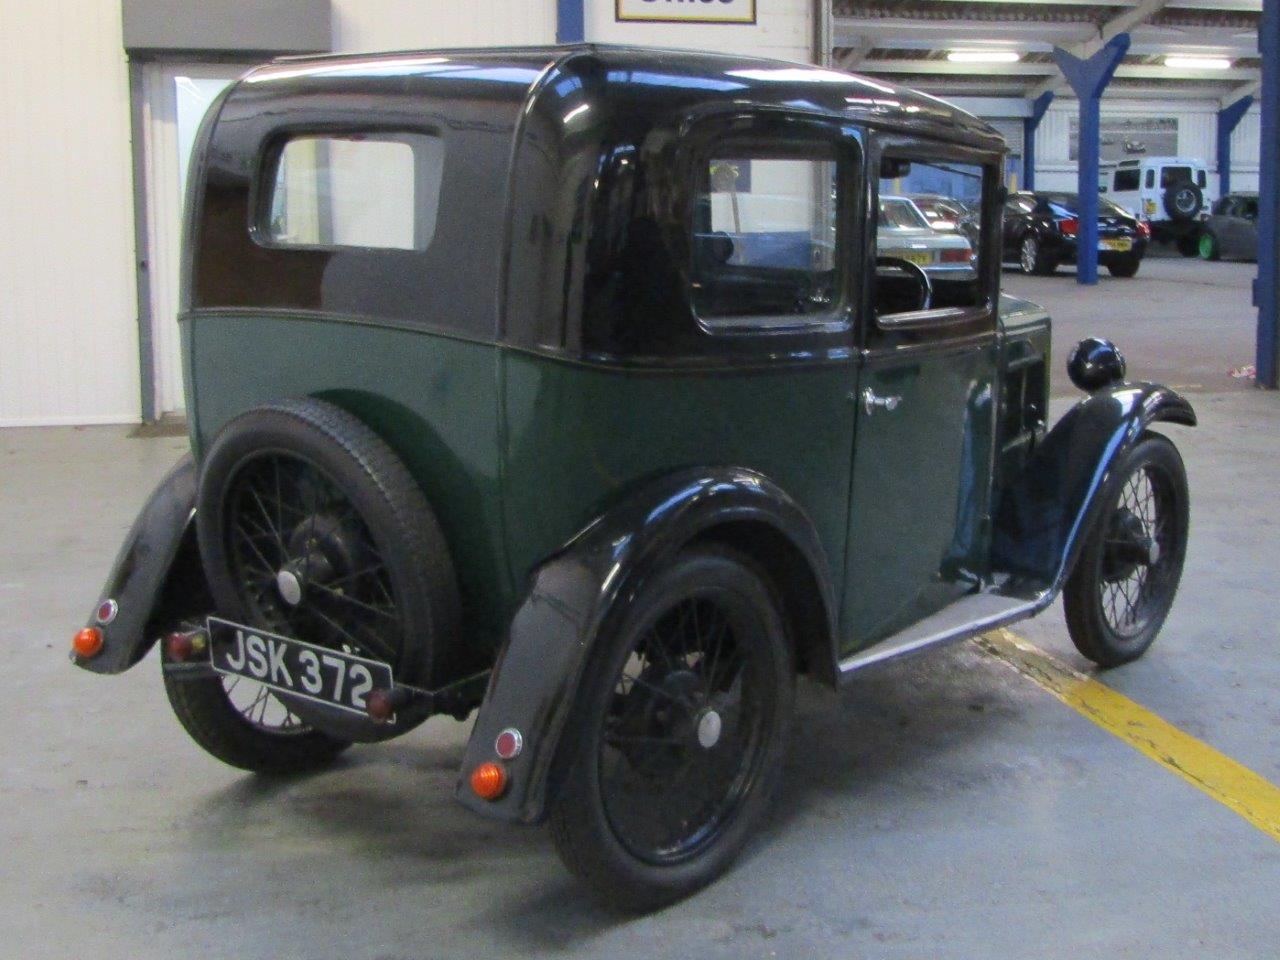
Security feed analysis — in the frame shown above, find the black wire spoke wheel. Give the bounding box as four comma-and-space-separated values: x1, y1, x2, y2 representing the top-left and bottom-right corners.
550, 546, 793, 911
1065, 432, 1189, 667
220, 673, 310, 735
167, 398, 459, 772
599, 596, 763, 863
223, 451, 405, 670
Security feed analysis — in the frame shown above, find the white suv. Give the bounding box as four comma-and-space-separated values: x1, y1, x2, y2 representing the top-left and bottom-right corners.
1100, 157, 1214, 255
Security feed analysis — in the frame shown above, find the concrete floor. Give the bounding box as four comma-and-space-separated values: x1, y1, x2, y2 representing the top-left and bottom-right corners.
3, 261, 1278, 959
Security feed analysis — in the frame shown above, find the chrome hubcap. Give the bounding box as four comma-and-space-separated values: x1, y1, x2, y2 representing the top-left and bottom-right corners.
695, 708, 723, 749
275, 568, 303, 606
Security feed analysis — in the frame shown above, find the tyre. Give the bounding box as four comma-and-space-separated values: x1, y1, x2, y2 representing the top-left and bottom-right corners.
163, 669, 351, 774
184, 397, 460, 768
1164, 182, 1203, 222
1063, 432, 1189, 668
1107, 255, 1141, 278
1176, 233, 1200, 257
1199, 231, 1220, 261
549, 546, 794, 911
1019, 234, 1057, 275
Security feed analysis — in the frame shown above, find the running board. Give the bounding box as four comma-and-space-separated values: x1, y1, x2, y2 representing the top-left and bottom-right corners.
838, 592, 1039, 676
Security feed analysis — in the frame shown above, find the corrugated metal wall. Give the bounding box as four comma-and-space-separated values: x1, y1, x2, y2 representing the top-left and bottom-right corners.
0, 1, 140, 426
1033, 98, 1257, 196
332, 0, 556, 51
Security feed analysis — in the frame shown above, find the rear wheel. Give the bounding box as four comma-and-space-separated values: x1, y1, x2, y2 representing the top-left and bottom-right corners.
1063, 433, 1189, 667
1107, 255, 1141, 278
1020, 234, 1057, 275
1176, 233, 1200, 257
177, 397, 459, 769
1199, 231, 1220, 261
549, 546, 794, 911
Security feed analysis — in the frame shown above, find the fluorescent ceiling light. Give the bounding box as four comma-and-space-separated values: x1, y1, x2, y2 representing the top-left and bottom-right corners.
1164, 56, 1232, 69
946, 50, 1021, 64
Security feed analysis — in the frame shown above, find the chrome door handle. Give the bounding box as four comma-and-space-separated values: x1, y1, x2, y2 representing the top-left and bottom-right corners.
861, 388, 902, 415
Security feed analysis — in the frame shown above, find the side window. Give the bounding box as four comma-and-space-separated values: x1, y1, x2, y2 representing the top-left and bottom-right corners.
692, 145, 842, 329
1145, 169, 1155, 189
875, 156, 987, 321
1114, 168, 1140, 191
263, 133, 443, 251
1197, 170, 1208, 188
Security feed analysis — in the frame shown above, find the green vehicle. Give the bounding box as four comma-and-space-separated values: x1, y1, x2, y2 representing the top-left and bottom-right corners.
72, 45, 1194, 909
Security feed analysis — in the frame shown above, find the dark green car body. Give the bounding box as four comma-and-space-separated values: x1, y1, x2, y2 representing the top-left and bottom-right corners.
80, 45, 1194, 825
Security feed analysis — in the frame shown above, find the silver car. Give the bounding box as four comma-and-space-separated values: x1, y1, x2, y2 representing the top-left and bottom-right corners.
878, 196, 977, 279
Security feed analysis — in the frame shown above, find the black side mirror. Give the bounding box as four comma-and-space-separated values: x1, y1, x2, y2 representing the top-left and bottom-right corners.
1067, 338, 1127, 393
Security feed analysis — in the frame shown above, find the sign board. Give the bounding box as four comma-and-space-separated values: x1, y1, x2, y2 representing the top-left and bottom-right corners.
616, 0, 757, 25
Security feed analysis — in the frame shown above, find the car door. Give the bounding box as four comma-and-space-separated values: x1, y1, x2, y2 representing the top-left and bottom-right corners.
839, 136, 1001, 654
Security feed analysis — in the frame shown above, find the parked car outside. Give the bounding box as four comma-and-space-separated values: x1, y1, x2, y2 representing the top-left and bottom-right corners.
877, 195, 977, 281
910, 193, 982, 248
1100, 156, 1214, 255
70, 45, 1194, 911
1004, 191, 1149, 278
1198, 193, 1259, 261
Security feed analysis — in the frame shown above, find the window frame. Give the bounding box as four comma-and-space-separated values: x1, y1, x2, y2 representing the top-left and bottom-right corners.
684, 113, 862, 338
250, 127, 444, 254
867, 135, 999, 336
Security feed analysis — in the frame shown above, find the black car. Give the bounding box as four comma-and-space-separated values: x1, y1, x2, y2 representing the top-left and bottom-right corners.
1198, 193, 1259, 262
1004, 191, 1149, 278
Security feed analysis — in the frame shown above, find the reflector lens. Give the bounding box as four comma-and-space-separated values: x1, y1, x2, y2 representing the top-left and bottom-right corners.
494, 728, 523, 760
165, 631, 194, 662
470, 762, 508, 801
366, 689, 394, 723
1058, 217, 1079, 237
73, 627, 104, 659
1137, 220, 1151, 239
95, 599, 118, 625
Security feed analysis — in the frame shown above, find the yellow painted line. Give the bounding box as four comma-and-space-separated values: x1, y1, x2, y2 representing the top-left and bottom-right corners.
976, 628, 1280, 844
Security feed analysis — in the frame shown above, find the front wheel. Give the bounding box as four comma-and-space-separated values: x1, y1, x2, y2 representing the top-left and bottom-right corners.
1199, 231, 1220, 261
1063, 433, 1189, 667
549, 546, 794, 911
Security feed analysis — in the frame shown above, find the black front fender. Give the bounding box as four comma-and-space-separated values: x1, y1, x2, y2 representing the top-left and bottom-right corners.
455, 467, 836, 824
992, 382, 1195, 595
72, 454, 203, 674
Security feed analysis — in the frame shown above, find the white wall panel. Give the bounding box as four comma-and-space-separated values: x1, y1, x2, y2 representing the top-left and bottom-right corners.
332, 0, 556, 52
0, 1, 139, 425
586, 0, 812, 63
1032, 98, 1259, 197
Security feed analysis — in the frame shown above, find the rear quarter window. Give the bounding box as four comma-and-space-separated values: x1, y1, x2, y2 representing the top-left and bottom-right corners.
262, 134, 443, 251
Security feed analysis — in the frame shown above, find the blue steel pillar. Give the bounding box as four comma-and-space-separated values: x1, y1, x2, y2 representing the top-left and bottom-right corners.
1052, 35, 1130, 285
1217, 95, 1253, 200
557, 0, 584, 43
1023, 91, 1054, 193
1257, 0, 1278, 389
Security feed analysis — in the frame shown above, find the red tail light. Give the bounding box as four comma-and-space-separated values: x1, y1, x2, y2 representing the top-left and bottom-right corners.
1137, 220, 1151, 239
940, 248, 972, 263
1057, 217, 1079, 237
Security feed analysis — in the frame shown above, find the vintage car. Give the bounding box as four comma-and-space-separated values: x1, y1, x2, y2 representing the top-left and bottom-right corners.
71, 45, 1193, 910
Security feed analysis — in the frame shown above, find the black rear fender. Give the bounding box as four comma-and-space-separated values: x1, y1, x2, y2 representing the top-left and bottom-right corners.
72, 455, 209, 674
455, 467, 837, 824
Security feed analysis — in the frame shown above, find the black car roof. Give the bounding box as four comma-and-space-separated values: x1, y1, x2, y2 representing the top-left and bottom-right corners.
248, 43, 1005, 151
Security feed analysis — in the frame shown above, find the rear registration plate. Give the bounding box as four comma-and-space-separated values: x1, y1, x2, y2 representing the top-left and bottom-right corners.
207, 616, 393, 716
902, 250, 932, 265
1100, 238, 1132, 252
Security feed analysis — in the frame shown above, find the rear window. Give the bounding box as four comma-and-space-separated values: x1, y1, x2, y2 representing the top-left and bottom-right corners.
1114, 168, 1140, 191
692, 150, 842, 328
263, 133, 443, 251
1161, 166, 1193, 188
